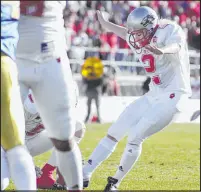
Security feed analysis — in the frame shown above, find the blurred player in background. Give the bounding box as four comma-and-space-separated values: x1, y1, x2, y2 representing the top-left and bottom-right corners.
24, 83, 86, 189
83, 6, 192, 191
1, 1, 36, 190
16, 2, 83, 190
81, 57, 104, 123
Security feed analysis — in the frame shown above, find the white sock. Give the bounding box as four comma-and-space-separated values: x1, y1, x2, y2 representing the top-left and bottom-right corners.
47, 148, 57, 167
6, 145, 36, 190
56, 142, 83, 190
113, 143, 142, 187
83, 136, 117, 179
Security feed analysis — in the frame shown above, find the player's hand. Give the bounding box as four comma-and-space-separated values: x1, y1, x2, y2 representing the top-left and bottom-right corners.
96, 10, 107, 26
145, 45, 164, 55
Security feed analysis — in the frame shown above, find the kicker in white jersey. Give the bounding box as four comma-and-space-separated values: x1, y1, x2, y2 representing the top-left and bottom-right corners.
126, 19, 192, 96
83, 7, 192, 191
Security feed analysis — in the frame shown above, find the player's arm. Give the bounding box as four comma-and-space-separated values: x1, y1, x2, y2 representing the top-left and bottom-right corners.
145, 43, 181, 55
145, 25, 184, 55
97, 10, 127, 40
159, 43, 181, 54
161, 24, 186, 54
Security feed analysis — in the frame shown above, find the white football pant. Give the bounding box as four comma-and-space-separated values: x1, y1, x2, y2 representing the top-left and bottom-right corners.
108, 91, 189, 144
26, 120, 86, 157
16, 53, 75, 141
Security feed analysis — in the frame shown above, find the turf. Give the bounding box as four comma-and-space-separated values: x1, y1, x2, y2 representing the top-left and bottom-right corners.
6, 123, 200, 190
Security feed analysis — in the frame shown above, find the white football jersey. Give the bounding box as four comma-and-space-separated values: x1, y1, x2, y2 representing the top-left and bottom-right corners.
126, 19, 192, 97
17, 1, 67, 62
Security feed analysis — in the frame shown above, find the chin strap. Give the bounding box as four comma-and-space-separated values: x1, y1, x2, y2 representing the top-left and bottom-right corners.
148, 24, 159, 42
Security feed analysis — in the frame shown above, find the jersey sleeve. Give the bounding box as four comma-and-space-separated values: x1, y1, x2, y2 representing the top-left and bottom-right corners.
164, 24, 186, 46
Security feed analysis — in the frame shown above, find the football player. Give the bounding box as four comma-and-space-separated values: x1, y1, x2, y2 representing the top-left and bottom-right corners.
24, 84, 85, 189
1, 1, 36, 190
83, 6, 192, 191
16, 2, 82, 190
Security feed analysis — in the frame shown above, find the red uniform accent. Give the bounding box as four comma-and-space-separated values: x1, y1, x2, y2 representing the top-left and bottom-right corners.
20, 1, 45, 17
170, 93, 175, 99
37, 164, 56, 189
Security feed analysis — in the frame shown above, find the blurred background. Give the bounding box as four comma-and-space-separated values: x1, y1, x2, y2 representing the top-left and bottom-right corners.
63, 1, 200, 122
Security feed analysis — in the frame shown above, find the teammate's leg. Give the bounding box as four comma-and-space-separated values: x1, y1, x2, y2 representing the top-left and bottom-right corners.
83, 95, 150, 187
1, 147, 10, 190
74, 120, 86, 144
26, 130, 53, 157
55, 120, 86, 187
38, 120, 86, 189
26, 131, 56, 188
25, 119, 86, 189
32, 55, 83, 190
110, 93, 185, 189
1, 54, 36, 190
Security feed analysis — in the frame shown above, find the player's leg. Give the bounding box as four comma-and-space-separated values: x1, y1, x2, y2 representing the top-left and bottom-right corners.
1, 147, 10, 190
32, 55, 83, 190
36, 121, 86, 189
39, 121, 86, 188
19, 81, 30, 103
94, 93, 101, 122
37, 120, 86, 189
1, 54, 36, 190
55, 120, 86, 188
83, 95, 151, 187
85, 95, 93, 123
26, 130, 53, 157
74, 120, 86, 144
25, 131, 56, 188
26, 120, 86, 189
109, 92, 186, 189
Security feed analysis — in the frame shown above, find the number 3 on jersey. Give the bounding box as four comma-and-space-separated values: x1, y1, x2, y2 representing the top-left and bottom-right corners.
141, 54, 161, 85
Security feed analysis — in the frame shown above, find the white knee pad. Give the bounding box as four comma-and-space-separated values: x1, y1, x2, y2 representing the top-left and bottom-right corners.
74, 120, 86, 144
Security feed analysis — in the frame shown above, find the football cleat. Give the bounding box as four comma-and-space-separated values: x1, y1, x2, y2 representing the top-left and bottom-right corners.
104, 177, 118, 192
51, 183, 66, 190
83, 178, 90, 189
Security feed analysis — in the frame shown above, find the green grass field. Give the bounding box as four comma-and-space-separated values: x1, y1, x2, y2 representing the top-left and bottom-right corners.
7, 123, 200, 190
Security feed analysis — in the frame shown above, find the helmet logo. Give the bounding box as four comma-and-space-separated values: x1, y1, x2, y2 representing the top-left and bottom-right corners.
141, 15, 155, 27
